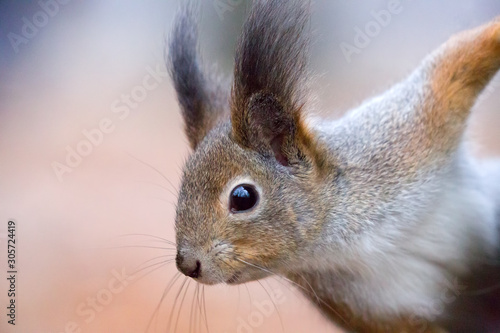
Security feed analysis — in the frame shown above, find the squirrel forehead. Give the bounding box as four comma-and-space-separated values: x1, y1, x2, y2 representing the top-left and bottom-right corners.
175, 128, 271, 240
179, 127, 267, 202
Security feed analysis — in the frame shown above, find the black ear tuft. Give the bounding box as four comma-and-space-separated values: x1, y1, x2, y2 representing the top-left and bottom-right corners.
231, 0, 311, 165
168, 4, 229, 150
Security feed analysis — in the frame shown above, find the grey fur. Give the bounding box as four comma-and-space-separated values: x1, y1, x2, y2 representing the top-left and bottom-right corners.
169, 1, 500, 332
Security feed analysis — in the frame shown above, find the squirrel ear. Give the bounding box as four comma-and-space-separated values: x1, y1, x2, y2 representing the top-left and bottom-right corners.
168, 5, 229, 150
230, 0, 311, 166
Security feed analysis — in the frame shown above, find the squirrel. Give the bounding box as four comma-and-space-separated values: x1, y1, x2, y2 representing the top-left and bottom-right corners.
168, 1, 500, 332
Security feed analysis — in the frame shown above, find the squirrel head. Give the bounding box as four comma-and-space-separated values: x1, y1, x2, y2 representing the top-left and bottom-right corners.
169, 0, 500, 284
170, 0, 323, 284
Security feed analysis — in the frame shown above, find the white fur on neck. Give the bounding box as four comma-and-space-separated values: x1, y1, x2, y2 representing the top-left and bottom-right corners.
299, 151, 498, 321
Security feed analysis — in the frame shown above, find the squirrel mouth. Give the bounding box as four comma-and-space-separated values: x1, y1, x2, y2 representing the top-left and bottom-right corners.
226, 272, 241, 284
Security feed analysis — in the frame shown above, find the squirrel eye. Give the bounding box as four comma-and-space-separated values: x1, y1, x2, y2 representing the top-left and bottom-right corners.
229, 184, 259, 213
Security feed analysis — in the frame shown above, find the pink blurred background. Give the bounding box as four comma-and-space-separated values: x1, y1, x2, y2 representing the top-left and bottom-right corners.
0, 1, 499, 332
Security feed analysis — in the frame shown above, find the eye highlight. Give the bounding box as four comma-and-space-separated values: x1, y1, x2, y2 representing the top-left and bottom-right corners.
229, 184, 259, 213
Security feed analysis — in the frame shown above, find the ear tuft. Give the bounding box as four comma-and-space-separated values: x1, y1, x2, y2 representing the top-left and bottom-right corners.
230, 0, 311, 165
168, 4, 229, 150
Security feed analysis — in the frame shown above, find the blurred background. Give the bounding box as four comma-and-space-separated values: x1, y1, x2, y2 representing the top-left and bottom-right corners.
0, 1, 499, 332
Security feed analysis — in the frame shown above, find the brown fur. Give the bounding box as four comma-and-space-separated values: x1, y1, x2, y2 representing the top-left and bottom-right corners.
169, 1, 500, 332
426, 18, 500, 152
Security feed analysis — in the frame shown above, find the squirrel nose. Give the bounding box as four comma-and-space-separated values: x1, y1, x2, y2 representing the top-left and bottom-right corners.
176, 252, 202, 278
